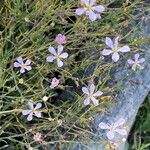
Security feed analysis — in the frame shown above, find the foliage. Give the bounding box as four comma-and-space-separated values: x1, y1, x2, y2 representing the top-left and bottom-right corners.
0, 0, 149, 149
128, 94, 150, 150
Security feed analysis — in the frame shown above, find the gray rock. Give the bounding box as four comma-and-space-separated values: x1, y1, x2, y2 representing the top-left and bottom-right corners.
67, 15, 150, 150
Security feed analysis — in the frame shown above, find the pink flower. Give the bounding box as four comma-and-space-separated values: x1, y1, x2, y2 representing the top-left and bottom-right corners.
33, 132, 43, 142
14, 56, 32, 73
99, 118, 127, 140
82, 84, 103, 106
55, 34, 66, 45
96, 13, 101, 19
46, 45, 68, 67
127, 53, 145, 71
102, 37, 130, 62
50, 77, 60, 89
75, 0, 105, 21
22, 101, 42, 121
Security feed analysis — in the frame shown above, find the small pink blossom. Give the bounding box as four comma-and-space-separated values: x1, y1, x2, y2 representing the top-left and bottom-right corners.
102, 37, 130, 62
33, 132, 43, 142
46, 45, 68, 67
82, 83, 103, 106
99, 118, 127, 140
14, 56, 32, 73
75, 0, 105, 21
50, 77, 60, 89
22, 101, 42, 121
96, 13, 101, 19
55, 34, 66, 45
127, 53, 145, 71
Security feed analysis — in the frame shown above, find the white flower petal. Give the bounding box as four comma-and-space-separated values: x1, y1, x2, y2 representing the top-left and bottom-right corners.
47, 55, 55, 62
102, 49, 113, 56
20, 67, 25, 73
25, 60, 31, 65
34, 111, 42, 118
81, 0, 89, 6
75, 8, 87, 16
91, 97, 99, 105
27, 113, 33, 121
16, 57, 24, 64
139, 58, 145, 63
99, 122, 110, 129
57, 58, 63, 67
127, 59, 134, 65
28, 101, 34, 109
115, 129, 127, 135
57, 45, 63, 54
84, 98, 90, 106
89, 0, 96, 5
134, 53, 140, 61
60, 52, 68, 59
114, 36, 119, 49
106, 131, 115, 140
114, 118, 125, 128
48, 46, 56, 55
22, 110, 31, 115
105, 37, 114, 49
14, 62, 21, 67
93, 91, 103, 97
24, 65, 32, 71
139, 66, 144, 70
82, 87, 89, 95
86, 10, 97, 21
112, 52, 120, 62
90, 84, 95, 93
34, 103, 42, 110
118, 46, 130, 53
132, 63, 137, 71
92, 5, 105, 12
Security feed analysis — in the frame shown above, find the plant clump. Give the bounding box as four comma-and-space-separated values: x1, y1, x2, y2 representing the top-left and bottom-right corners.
0, 0, 148, 149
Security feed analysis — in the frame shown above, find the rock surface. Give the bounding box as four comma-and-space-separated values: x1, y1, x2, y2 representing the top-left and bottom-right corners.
69, 15, 150, 150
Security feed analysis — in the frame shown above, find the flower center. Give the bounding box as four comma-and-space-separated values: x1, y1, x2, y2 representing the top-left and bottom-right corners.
59, 38, 64, 42
135, 62, 141, 69
110, 125, 116, 131
89, 93, 93, 98
32, 109, 36, 113
21, 64, 27, 68
134, 60, 139, 64
87, 5, 92, 10
55, 54, 60, 59
112, 47, 117, 52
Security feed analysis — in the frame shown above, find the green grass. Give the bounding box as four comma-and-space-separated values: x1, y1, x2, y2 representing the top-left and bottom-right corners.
128, 94, 150, 150
0, 0, 150, 149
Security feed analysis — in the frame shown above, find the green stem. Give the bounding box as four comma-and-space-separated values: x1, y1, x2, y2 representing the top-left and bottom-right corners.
0, 109, 22, 115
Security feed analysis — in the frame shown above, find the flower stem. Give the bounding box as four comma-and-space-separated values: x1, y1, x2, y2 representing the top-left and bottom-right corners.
0, 109, 22, 115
